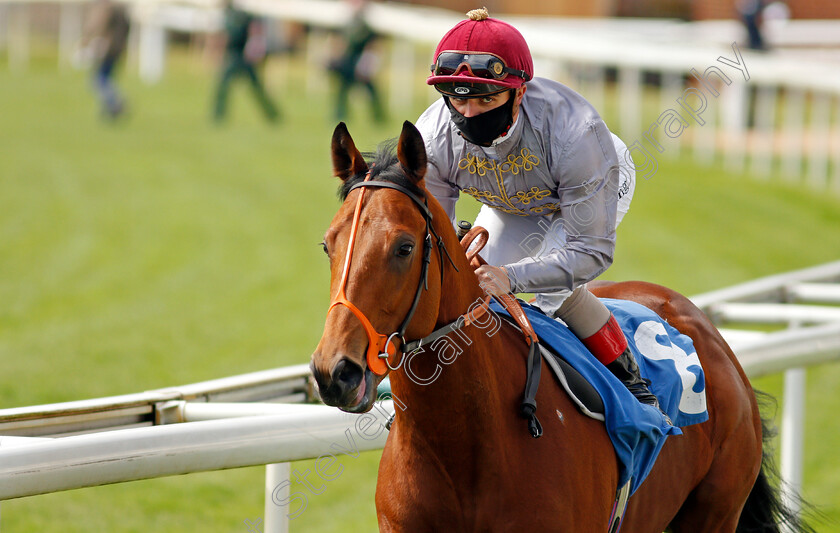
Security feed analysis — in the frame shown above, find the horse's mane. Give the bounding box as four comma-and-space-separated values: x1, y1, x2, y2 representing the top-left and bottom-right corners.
337, 139, 427, 202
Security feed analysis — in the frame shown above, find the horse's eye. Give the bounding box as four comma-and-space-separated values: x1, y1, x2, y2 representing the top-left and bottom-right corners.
320, 241, 329, 255
397, 243, 414, 257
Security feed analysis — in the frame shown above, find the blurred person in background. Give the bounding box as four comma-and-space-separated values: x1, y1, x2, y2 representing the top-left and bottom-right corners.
213, 0, 280, 124
80, 0, 130, 120
737, 0, 767, 51
416, 9, 669, 420
737, 0, 783, 127
327, 0, 385, 123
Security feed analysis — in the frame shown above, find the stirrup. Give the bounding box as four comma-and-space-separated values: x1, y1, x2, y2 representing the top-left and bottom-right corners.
628, 387, 672, 426
625, 377, 673, 426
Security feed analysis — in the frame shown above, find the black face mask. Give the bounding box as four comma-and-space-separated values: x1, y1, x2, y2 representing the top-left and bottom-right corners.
444, 91, 516, 147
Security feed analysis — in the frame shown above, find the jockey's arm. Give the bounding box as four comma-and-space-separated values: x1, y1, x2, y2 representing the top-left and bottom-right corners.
504, 120, 619, 296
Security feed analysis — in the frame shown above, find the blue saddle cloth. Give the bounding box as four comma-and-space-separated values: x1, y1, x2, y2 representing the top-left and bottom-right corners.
490, 297, 708, 495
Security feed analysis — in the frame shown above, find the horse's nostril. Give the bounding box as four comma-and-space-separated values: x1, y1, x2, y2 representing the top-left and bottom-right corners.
333, 358, 364, 389
311, 362, 327, 391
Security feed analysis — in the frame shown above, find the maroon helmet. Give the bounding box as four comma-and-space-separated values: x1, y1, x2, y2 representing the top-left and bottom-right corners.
427, 8, 533, 98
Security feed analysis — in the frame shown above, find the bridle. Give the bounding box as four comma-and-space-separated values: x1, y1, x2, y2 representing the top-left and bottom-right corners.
327, 172, 458, 376
327, 170, 543, 438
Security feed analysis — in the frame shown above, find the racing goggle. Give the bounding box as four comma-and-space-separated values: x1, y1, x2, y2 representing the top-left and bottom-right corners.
431, 52, 531, 82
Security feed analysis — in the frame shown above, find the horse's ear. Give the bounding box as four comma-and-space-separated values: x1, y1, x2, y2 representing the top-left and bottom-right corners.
331, 122, 368, 182
397, 120, 427, 183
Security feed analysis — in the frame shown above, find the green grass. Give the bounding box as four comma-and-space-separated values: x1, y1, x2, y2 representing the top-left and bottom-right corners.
1, 48, 839, 531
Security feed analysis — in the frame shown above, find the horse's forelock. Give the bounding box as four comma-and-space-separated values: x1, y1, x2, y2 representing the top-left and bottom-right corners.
337, 140, 426, 202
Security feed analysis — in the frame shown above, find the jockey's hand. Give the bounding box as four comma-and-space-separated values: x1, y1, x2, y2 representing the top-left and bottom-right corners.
475, 265, 512, 296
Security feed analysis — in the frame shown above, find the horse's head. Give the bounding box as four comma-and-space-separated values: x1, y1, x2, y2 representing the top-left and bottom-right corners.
311, 121, 444, 413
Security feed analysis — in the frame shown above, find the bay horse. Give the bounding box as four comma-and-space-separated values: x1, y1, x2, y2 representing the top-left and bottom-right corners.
310, 121, 809, 532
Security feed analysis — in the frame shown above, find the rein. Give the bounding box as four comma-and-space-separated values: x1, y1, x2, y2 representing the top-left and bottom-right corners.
460, 226, 544, 438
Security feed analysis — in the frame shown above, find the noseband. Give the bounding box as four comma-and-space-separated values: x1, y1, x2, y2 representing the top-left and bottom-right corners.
327, 173, 455, 375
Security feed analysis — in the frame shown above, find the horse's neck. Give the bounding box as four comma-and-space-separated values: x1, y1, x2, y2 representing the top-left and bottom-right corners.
389, 322, 515, 444
389, 227, 520, 449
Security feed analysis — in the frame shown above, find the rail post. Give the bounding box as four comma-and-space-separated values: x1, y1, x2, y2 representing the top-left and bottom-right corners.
265, 463, 291, 533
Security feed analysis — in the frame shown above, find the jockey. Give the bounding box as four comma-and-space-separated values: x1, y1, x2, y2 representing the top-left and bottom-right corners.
415, 8, 663, 414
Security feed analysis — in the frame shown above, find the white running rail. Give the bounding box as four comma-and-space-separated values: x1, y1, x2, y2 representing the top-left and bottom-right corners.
0, 261, 838, 531
2, 1, 840, 191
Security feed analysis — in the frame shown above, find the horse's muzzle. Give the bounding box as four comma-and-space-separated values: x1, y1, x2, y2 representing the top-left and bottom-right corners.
311, 357, 368, 410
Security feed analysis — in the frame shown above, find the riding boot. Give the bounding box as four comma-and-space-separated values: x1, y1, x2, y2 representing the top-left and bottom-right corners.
581, 314, 669, 422
606, 348, 661, 411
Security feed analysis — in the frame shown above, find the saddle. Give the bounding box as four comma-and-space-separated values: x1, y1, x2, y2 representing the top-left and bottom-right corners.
540, 343, 605, 420
518, 318, 606, 420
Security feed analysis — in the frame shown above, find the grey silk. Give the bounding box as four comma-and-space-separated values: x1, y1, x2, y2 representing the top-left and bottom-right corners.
417, 77, 624, 301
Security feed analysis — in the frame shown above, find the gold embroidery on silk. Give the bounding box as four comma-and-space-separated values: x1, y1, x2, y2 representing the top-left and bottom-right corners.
511, 187, 550, 205
458, 148, 561, 216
